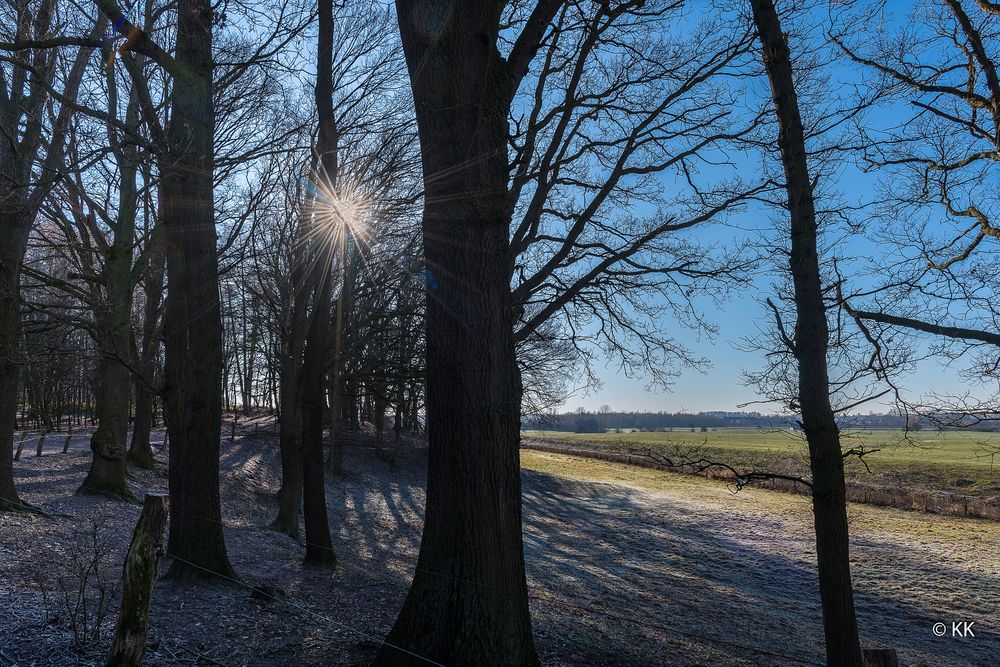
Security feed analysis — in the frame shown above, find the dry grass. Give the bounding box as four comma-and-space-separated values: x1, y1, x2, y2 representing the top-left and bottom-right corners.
520, 449, 1000, 543
524, 428, 1000, 497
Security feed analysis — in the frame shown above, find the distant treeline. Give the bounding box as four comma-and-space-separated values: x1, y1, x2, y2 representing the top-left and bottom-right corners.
524, 410, 1000, 433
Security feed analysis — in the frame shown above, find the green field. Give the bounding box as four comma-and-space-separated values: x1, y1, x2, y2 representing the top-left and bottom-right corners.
522, 428, 1000, 497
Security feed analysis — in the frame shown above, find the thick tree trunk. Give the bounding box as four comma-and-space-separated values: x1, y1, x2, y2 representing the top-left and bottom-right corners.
162, 0, 235, 582
749, 1, 864, 664
272, 374, 304, 538
376, 4, 537, 664
80, 342, 132, 499
81, 152, 138, 500
129, 377, 156, 469
0, 208, 30, 511
129, 386, 155, 458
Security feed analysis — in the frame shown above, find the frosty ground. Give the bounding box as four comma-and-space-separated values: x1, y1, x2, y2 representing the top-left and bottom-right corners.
1, 432, 997, 666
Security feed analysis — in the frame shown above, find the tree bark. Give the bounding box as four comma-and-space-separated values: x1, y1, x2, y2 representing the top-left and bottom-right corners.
326, 233, 354, 475
300, 268, 335, 566
0, 208, 31, 510
129, 236, 164, 470
298, 0, 338, 568
161, 0, 235, 582
375, 3, 541, 664
81, 139, 139, 500
107, 493, 168, 666
748, 1, 864, 664
271, 230, 308, 538
129, 374, 157, 469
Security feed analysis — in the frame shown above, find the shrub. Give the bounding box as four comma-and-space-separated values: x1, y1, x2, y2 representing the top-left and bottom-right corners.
34, 520, 119, 653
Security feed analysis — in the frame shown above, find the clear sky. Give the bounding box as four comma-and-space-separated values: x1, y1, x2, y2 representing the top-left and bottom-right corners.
560, 2, 988, 415
566, 287, 979, 414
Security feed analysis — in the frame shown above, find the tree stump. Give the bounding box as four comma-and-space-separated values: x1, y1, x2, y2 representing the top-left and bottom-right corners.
862, 648, 899, 667
106, 493, 169, 667
63, 424, 73, 453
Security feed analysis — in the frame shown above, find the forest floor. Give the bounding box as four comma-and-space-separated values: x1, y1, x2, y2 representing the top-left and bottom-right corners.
1, 431, 997, 666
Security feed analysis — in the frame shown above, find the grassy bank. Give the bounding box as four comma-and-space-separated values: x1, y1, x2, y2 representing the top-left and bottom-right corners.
523, 428, 1000, 497
522, 429, 1000, 522
519, 449, 1000, 545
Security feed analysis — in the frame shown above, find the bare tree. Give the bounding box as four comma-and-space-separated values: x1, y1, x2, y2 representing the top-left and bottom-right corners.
76, 73, 143, 499
380, 1, 767, 662
833, 0, 1000, 420
376, 2, 567, 664
748, 0, 862, 662
0, 1, 102, 510
508, 1, 765, 393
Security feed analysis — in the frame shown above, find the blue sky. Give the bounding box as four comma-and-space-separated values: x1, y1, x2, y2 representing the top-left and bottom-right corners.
568, 282, 979, 414
560, 1, 988, 414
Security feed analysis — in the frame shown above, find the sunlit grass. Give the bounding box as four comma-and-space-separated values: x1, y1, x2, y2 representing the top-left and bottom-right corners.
522, 428, 1000, 467
520, 450, 1000, 544
523, 428, 1000, 495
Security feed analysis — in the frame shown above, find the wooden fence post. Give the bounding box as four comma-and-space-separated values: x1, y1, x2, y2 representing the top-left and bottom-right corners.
63, 424, 73, 454
14, 432, 27, 460
106, 493, 169, 667
35, 431, 47, 457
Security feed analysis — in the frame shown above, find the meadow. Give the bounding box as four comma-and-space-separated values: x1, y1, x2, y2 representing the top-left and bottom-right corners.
522, 428, 1000, 498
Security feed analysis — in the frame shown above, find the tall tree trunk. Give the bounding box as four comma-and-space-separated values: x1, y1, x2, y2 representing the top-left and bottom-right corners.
80, 321, 132, 498
376, 4, 538, 664
326, 235, 354, 474
241, 299, 258, 415
300, 266, 335, 566
272, 233, 308, 538
272, 358, 304, 537
0, 207, 30, 511
298, 0, 338, 568
325, 269, 345, 474
162, 0, 235, 582
749, 1, 863, 664
129, 240, 164, 470
81, 144, 139, 500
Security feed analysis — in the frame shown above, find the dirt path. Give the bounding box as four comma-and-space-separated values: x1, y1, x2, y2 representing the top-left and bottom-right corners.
1, 439, 996, 665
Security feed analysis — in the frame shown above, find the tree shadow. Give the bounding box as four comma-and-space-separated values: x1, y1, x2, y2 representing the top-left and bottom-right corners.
520, 470, 997, 667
